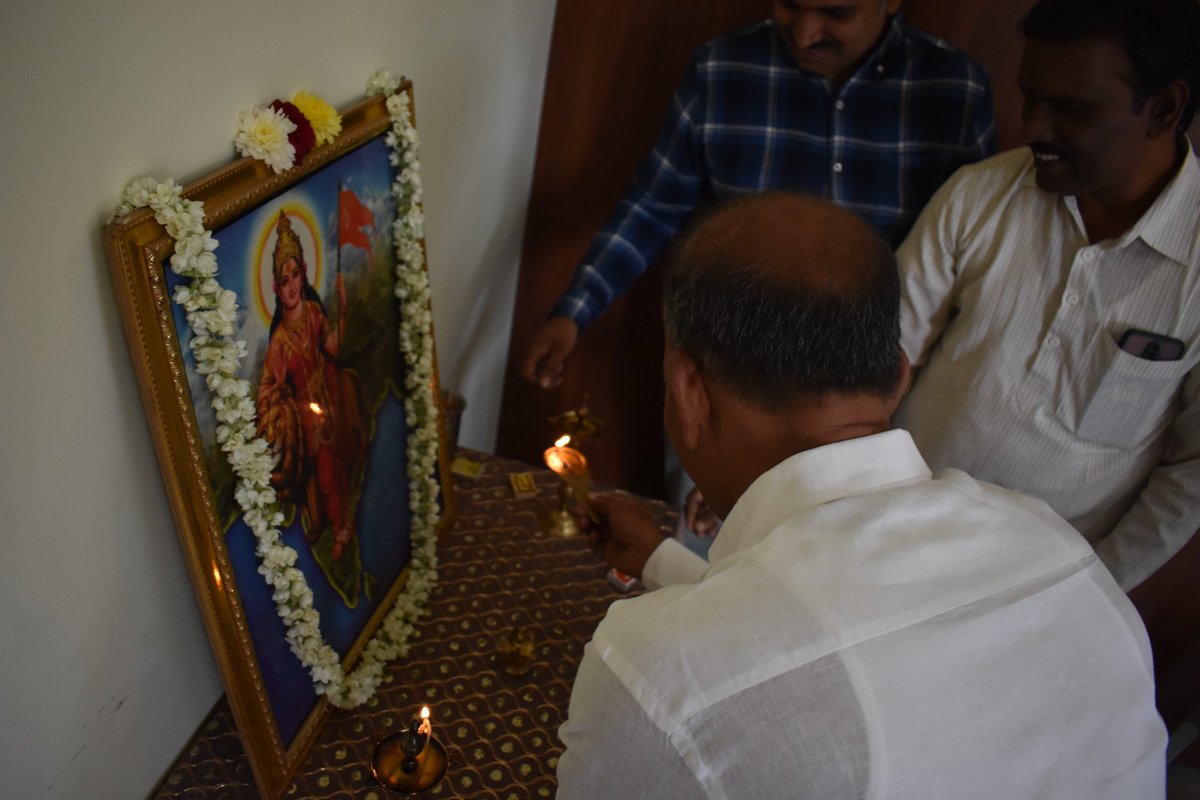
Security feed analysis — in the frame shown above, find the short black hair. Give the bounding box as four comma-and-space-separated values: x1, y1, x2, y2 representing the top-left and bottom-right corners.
1022, 0, 1200, 129
663, 193, 901, 412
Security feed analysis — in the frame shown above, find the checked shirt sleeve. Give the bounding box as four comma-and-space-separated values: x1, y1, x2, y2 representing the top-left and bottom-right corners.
550, 62, 706, 331
961, 66, 996, 166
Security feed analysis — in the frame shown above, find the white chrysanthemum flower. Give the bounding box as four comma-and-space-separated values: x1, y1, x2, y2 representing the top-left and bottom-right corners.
234, 106, 297, 174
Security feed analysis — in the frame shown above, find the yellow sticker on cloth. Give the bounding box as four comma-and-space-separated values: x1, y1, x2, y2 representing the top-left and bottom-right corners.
450, 456, 484, 479
509, 472, 539, 498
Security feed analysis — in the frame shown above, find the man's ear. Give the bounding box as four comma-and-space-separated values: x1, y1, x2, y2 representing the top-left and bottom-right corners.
664, 347, 711, 451
876, 349, 912, 421
893, 350, 912, 403
1146, 79, 1189, 137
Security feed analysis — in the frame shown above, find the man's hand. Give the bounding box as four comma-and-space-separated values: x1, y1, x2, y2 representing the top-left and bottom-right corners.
521, 317, 579, 389
683, 487, 721, 537
576, 492, 667, 580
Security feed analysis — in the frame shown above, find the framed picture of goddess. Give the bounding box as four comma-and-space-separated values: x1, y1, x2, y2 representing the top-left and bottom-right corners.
104, 81, 453, 799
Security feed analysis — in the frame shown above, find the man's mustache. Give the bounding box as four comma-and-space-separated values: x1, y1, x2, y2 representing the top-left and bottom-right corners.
800, 40, 838, 54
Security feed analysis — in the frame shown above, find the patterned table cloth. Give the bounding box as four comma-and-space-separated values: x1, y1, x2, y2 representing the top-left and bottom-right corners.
155, 449, 664, 799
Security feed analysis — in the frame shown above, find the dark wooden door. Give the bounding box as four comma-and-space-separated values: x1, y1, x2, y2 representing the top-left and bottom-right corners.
497, 0, 773, 497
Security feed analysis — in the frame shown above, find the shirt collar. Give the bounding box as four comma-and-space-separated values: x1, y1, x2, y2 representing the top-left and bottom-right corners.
1123, 138, 1200, 266
1019, 139, 1200, 266
709, 429, 931, 562
862, 15, 904, 81
770, 14, 903, 83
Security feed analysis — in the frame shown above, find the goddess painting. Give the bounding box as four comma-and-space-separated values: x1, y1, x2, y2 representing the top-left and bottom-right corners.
257, 211, 367, 561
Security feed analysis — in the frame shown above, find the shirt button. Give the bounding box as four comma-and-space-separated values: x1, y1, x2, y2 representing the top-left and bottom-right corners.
1081, 249, 1095, 262
1066, 292, 1079, 305
835, 100, 845, 111
832, 162, 844, 173
875, 64, 885, 74
1047, 335, 1060, 349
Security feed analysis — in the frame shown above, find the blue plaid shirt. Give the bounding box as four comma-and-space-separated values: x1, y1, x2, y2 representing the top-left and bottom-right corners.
553, 16, 995, 329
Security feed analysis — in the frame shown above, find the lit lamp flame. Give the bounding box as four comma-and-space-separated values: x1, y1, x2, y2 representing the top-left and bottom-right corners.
545, 445, 586, 478
419, 706, 432, 737
309, 402, 324, 415
544, 437, 597, 521
371, 705, 447, 792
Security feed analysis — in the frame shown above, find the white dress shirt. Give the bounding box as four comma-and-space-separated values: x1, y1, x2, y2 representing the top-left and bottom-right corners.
895, 144, 1200, 590
558, 431, 1164, 799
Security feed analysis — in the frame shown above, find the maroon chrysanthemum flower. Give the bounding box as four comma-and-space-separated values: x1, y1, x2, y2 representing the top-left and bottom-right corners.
270, 99, 316, 165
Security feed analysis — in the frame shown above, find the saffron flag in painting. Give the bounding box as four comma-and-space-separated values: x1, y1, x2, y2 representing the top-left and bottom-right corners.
339, 187, 374, 251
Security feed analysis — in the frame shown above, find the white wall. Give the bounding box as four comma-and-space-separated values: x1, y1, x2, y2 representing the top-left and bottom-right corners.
0, 1, 555, 797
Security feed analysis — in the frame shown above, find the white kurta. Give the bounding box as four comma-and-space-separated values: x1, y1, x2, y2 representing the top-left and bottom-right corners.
558, 431, 1165, 799
895, 145, 1200, 590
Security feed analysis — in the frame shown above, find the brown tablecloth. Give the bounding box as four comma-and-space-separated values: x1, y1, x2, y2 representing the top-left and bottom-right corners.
155, 449, 664, 799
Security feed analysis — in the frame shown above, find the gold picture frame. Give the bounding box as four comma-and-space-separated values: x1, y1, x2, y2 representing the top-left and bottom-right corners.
103, 82, 455, 798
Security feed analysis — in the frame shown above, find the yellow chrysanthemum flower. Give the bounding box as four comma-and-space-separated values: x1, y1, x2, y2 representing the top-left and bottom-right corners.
291, 90, 342, 146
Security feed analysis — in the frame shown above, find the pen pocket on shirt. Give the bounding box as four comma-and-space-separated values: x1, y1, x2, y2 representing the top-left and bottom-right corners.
1075, 332, 1190, 448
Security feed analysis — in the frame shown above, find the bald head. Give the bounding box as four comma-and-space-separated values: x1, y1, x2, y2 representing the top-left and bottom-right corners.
664, 193, 902, 410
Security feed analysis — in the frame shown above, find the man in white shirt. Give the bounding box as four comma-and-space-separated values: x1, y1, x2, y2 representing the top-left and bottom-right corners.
895, 0, 1200, 592
556, 193, 1165, 799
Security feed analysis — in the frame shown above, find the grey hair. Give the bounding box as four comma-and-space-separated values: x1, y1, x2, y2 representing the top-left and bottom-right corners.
663, 195, 902, 411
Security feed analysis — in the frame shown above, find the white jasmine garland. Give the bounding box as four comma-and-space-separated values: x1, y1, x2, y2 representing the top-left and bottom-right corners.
366, 69, 400, 97
115, 77, 439, 709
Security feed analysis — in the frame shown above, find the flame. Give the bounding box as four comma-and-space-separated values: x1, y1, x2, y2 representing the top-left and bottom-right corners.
309, 402, 324, 415
419, 706, 432, 736
555, 434, 571, 447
